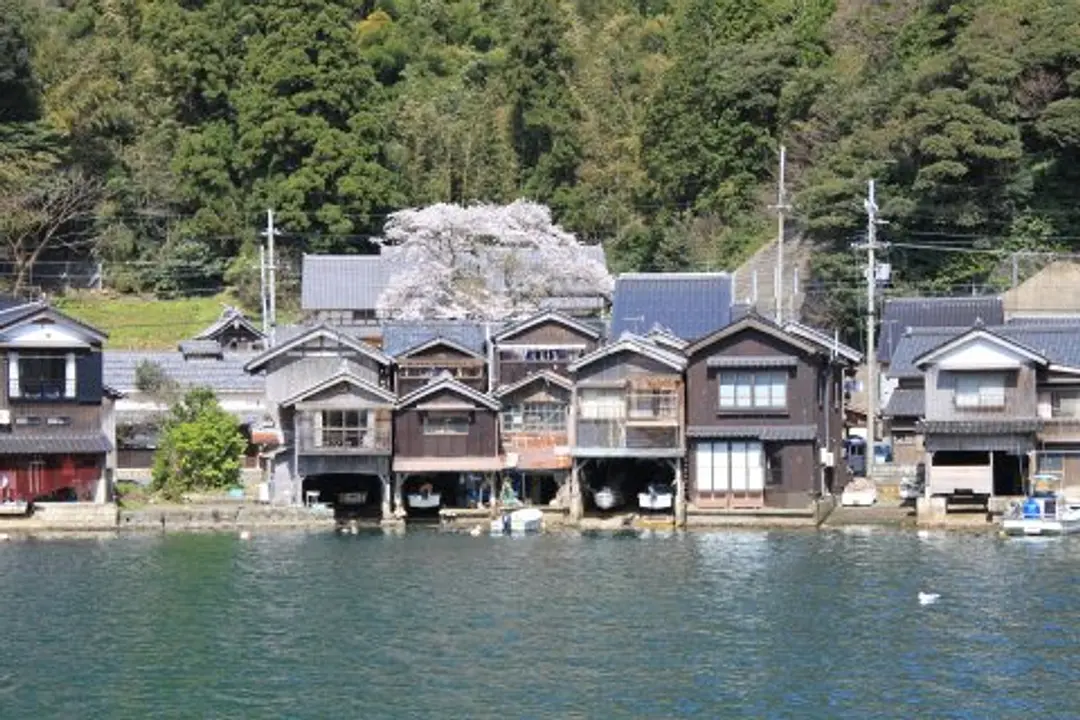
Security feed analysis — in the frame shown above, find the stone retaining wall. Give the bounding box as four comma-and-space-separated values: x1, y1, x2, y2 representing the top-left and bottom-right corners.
119, 504, 336, 531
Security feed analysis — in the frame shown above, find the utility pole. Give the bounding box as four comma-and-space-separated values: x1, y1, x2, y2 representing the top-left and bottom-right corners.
262, 209, 277, 346
858, 180, 886, 476
772, 144, 791, 324
259, 244, 269, 338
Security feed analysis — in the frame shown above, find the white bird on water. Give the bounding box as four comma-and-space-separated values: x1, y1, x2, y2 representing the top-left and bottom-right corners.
918, 592, 940, 605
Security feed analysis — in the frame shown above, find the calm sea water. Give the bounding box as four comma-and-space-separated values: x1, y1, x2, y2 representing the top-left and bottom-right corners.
1, 528, 1078, 719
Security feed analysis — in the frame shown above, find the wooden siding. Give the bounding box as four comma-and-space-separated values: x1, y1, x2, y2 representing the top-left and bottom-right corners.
263, 342, 389, 406
684, 325, 849, 494
6, 403, 104, 434
394, 408, 499, 458
575, 350, 676, 384
495, 320, 599, 386
924, 367, 1036, 420
395, 344, 488, 395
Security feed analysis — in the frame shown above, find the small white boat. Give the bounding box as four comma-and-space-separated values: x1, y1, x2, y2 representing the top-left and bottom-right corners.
0, 501, 29, 516
841, 478, 877, 507
1002, 475, 1080, 537
491, 507, 544, 534
638, 484, 673, 511
407, 485, 441, 510
593, 486, 623, 511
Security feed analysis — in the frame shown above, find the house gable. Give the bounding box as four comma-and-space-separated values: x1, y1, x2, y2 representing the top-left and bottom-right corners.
569, 335, 686, 374
494, 370, 572, 403
686, 315, 817, 359
0, 306, 107, 349
244, 325, 391, 373
396, 337, 484, 361
494, 311, 600, 345
915, 330, 1046, 371
281, 372, 396, 408
397, 373, 500, 411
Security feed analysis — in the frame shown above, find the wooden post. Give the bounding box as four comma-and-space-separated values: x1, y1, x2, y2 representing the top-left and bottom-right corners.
490, 472, 500, 518
380, 473, 392, 521
570, 460, 584, 523
674, 458, 687, 528
393, 474, 406, 518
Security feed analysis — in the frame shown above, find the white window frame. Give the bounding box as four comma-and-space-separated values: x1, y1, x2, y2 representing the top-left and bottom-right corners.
502, 402, 566, 433
719, 371, 787, 410
954, 372, 1006, 409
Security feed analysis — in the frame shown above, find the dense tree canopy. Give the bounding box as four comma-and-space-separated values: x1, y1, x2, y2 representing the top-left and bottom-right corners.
1, 0, 1079, 343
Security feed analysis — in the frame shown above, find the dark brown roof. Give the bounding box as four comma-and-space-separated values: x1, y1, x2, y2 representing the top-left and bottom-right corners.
918, 419, 1041, 434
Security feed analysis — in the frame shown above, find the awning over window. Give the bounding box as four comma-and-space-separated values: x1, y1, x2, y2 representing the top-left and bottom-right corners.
686, 424, 817, 441
706, 355, 800, 369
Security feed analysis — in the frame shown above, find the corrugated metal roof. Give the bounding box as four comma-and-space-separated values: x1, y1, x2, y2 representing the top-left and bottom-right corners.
686, 425, 817, 441
381, 321, 490, 357
610, 273, 732, 341
878, 296, 1003, 362
0, 432, 112, 454
104, 351, 264, 394
883, 388, 924, 418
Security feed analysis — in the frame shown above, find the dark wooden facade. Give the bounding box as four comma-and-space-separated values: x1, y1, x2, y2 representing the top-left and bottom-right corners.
394, 340, 488, 397
684, 316, 850, 509
494, 312, 601, 387
392, 379, 503, 473
0, 306, 112, 502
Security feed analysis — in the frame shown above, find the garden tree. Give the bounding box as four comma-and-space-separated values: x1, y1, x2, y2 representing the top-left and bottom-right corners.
151, 387, 246, 500
375, 200, 613, 320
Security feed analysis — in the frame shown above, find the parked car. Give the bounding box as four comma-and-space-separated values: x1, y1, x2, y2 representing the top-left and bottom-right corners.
898, 464, 926, 501
844, 438, 893, 476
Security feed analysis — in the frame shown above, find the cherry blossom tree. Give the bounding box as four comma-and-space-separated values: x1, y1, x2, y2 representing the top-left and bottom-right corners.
375, 200, 613, 321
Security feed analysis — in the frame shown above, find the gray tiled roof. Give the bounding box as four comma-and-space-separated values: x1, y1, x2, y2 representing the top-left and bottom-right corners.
302, 245, 610, 313
887, 327, 968, 378
610, 273, 732, 341
919, 419, 1041, 434
381, 321, 491, 357
302, 254, 389, 311
0, 431, 112, 454
178, 340, 223, 358
686, 425, 817, 441
878, 296, 1003, 362
194, 307, 264, 341
889, 319, 1080, 378
706, 355, 799, 368
104, 351, 264, 394
883, 388, 924, 418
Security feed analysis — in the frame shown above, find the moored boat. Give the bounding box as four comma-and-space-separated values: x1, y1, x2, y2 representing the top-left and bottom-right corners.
638, 484, 673, 511
593, 486, 623, 511
491, 507, 544, 534
1002, 475, 1080, 537
407, 484, 441, 510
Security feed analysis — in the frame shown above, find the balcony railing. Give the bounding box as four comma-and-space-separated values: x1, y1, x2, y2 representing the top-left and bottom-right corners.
574, 419, 680, 451
298, 427, 391, 453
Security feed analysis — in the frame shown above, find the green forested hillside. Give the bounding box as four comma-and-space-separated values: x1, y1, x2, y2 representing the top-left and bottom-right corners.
2, 0, 1079, 339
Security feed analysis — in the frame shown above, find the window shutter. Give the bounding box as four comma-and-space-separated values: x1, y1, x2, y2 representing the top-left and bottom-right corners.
76, 352, 103, 404
313, 412, 323, 447
8, 352, 18, 398
65, 353, 76, 398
